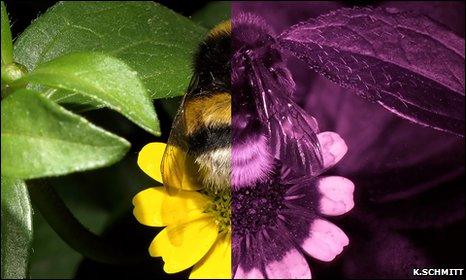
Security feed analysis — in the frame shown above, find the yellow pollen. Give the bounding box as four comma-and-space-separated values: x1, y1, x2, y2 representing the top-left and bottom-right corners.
203, 188, 231, 233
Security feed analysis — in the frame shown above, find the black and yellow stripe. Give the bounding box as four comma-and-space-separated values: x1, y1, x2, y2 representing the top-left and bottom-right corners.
184, 92, 231, 156
184, 21, 232, 158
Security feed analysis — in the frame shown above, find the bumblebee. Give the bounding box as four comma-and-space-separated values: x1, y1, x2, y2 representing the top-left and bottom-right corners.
161, 16, 323, 193
161, 21, 232, 192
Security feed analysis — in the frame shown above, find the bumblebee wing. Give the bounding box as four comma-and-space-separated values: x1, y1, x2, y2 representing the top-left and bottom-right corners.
161, 76, 202, 193
248, 58, 323, 176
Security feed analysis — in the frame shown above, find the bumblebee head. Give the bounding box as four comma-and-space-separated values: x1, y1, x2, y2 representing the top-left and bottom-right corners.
232, 13, 276, 54
207, 21, 231, 38
232, 13, 295, 97
194, 20, 231, 92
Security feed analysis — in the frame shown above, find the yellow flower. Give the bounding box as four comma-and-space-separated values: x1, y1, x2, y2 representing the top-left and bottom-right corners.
132, 142, 231, 278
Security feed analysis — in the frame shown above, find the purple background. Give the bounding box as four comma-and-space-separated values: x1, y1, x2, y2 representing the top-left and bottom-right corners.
233, 1, 464, 278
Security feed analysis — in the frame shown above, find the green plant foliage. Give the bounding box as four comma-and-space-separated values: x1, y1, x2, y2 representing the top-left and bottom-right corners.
13, 1, 207, 101
1, 2, 219, 277
29, 205, 108, 278
1, 1, 13, 66
18, 52, 160, 135
1, 177, 33, 279
1, 89, 130, 179
29, 153, 154, 278
192, 1, 230, 29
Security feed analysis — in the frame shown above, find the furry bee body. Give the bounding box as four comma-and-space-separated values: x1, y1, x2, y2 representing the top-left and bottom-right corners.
164, 17, 316, 192
182, 21, 232, 190
182, 18, 294, 191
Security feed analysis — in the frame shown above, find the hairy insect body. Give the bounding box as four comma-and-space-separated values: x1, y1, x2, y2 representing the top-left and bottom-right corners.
163, 21, 233, 191
162, 17, 320, 192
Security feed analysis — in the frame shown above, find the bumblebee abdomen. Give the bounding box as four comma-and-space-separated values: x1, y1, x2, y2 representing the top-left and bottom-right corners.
184, 92, 231, 136
185, 91, 231, 189
181, 20, 232, 191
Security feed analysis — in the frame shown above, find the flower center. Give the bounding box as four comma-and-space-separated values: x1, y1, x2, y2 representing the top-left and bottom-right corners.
202, 166, 289, 235
204, 189, 231, 233
232, 179, 285, 235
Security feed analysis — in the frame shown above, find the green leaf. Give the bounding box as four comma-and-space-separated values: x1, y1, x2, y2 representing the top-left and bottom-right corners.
1, 1, 13, 66
29, 202, 108, 278
18, 52, 160, 135
191, 1, 230, 29
1, 89, 130, 179
42, 87, 104, 112
1, 177, 33, 279
28, 153, 153, 278
13, 1, 207, 101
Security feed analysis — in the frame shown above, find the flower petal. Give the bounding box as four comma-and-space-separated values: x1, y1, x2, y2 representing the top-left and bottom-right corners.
233, 232, 267, 279
149, 217, 218, 274
301, 219, 349, 262
317, 131, 347, 169
132, 187, 209, 227
265, 248, 312, 279
161, 190, 211, 225
234, 266, 265, 279
162, 144, 202, 191
190, 232, 232, 279
137, 142, 166, 183
132, 187, 166, 227
318, 176, 355, 216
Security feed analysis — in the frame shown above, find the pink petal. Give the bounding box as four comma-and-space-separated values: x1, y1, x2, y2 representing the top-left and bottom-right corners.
301, 219, 349, 262
234, 266, 265, 279
265, 248, 312, 279
317, 131, 348, 169
318, 176, 355, 216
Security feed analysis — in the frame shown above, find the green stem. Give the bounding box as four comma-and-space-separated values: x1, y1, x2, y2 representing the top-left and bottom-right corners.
27, 180, 144, 265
